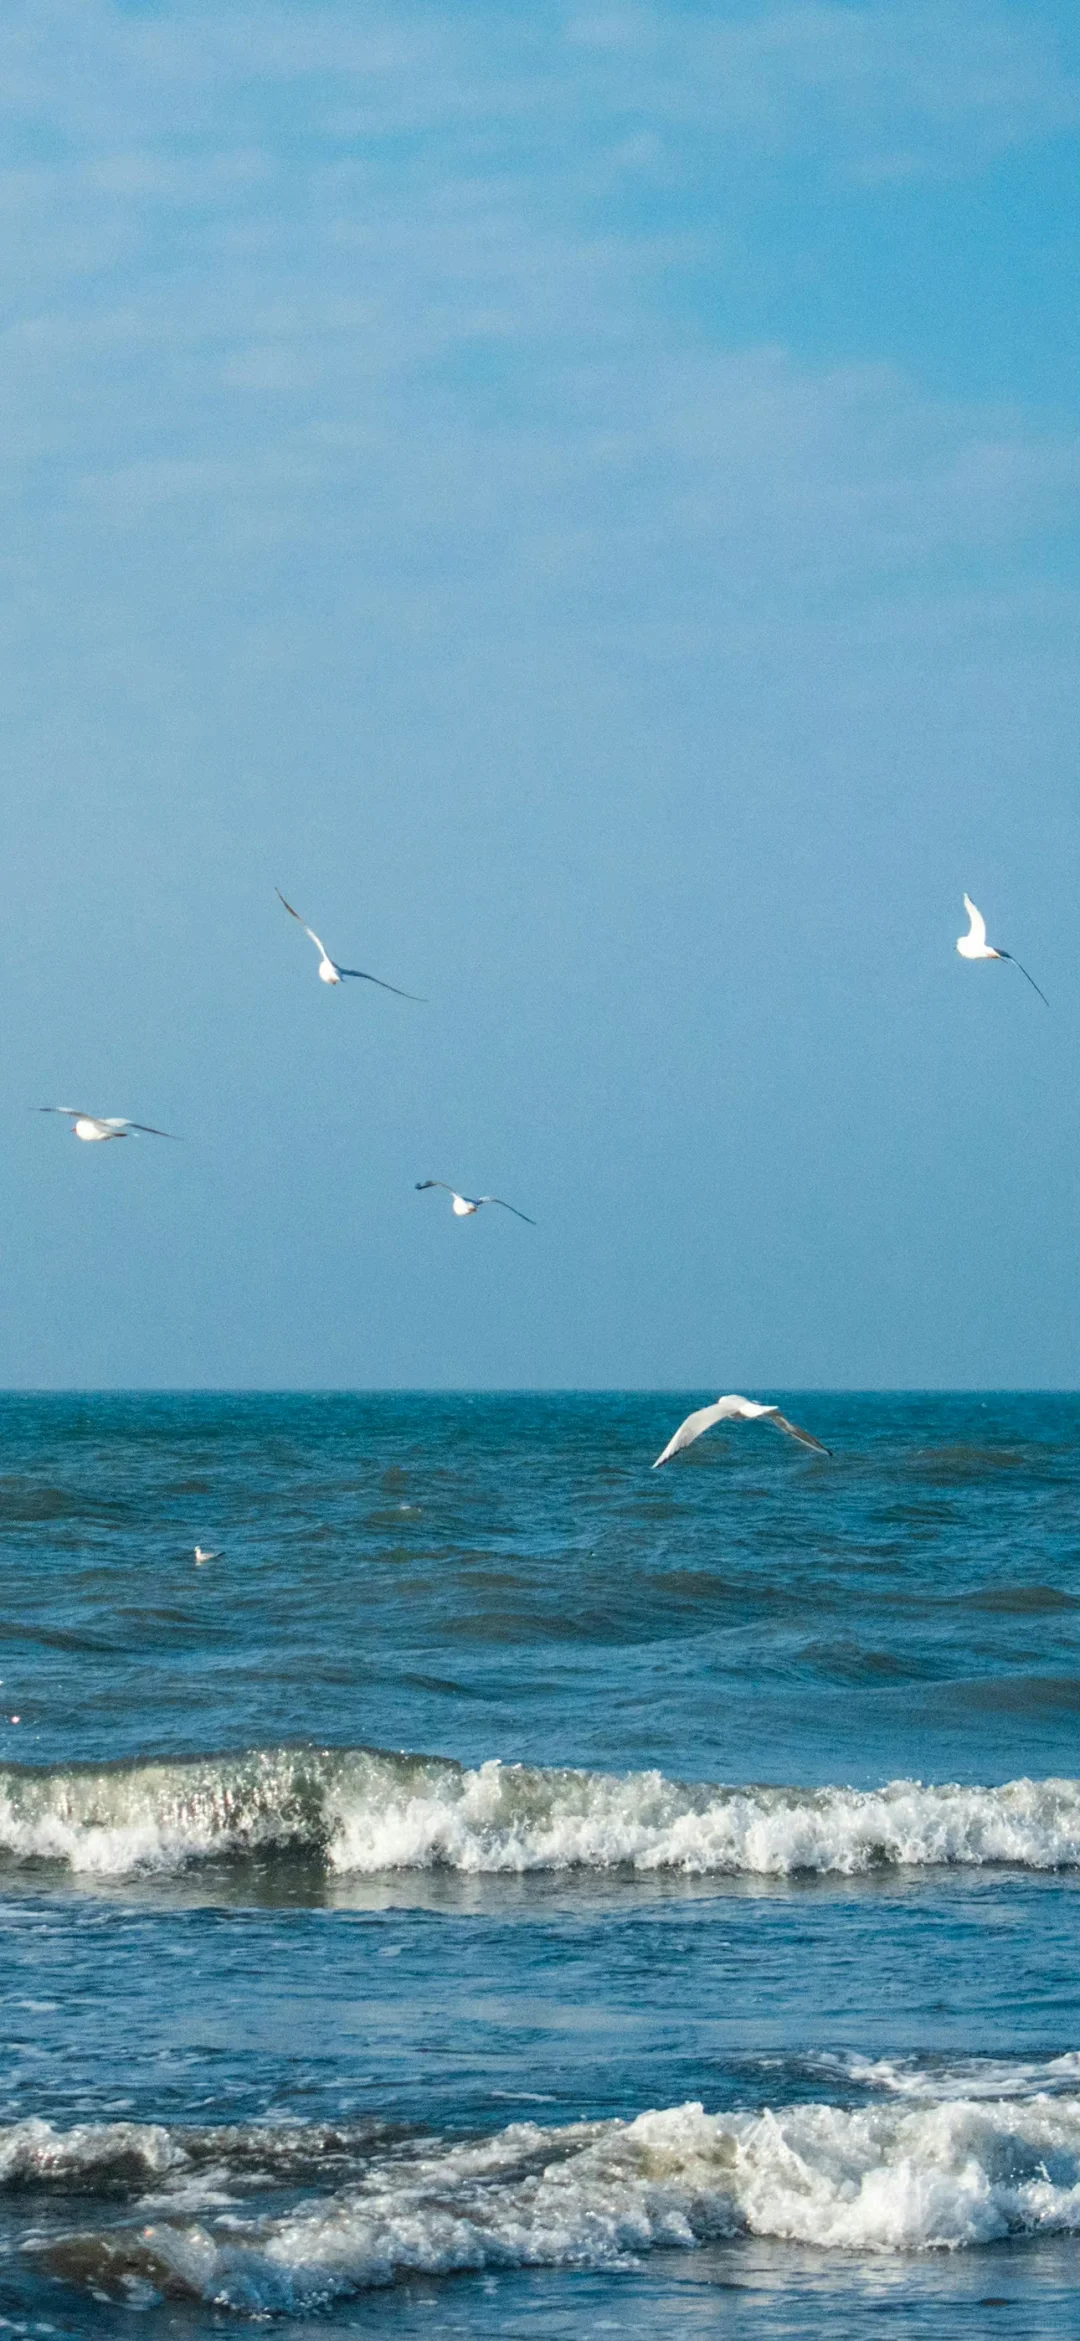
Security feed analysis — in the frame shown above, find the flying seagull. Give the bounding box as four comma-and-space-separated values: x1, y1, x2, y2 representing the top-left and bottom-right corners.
653, 1394, 830, 1468
415, 1181, 536, 1225
276, 890, 422, 997
956, 895, 1048, 1005
37, 1109, 179, 1143
194, 1546, 219, 1566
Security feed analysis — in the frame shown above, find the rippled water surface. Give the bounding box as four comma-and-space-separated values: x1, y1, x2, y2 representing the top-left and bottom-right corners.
0, 1392, 1077, 2335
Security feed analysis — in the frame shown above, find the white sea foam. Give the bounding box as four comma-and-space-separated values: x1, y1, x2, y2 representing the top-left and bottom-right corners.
324, 1759, 1080, 1877
0, 2116, 381, 2194
846, 2051, 1080, 2102
22, 2091, 1080, 2312
1, 1747, 1079, 1878
0, 2116, 180, 2188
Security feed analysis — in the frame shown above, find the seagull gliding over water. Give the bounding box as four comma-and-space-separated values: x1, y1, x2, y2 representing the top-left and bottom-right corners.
37, 1109, 179, 1142
276, 891, 422, 997
415, 1181, 536, 1224
956, 895, 1048, 1005
653, 1394, 830, 1468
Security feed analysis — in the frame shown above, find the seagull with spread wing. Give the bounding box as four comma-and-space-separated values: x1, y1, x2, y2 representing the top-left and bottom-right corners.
956, 895, 1048, 1005
415, 1181, 535, 1225
653, 1394, 830, 1468
37, 1109, 179, 1143
276, 890, 422, 997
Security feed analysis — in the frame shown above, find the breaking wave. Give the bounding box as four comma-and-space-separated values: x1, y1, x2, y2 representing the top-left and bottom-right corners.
16, 2082, 1080, 2310
1, 1745, 1079, 1879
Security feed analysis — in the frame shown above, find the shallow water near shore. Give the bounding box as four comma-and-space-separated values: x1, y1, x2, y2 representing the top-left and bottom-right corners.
0, 1391, 1078, 2334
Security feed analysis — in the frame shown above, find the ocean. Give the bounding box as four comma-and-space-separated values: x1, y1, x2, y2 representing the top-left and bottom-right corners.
0, 1390, 1078, 2336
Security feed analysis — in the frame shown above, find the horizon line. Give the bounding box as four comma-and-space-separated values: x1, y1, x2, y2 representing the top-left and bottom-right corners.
0, 1386, 1077, 1400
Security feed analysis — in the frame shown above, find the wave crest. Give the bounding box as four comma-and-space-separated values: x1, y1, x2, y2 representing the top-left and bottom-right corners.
1, 1746, 1079, 1878
20, 2089, 1080, 2310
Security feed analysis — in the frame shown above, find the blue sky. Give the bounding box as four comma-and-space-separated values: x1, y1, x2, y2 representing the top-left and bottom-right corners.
1, 0, 1077, 1387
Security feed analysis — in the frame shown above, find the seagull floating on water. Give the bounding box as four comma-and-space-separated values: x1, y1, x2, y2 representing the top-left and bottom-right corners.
415, 1181, 535, 1224
37, 1109, 179, 1143
276, 890, 422, 997
956, 895, 1048, 1005
653, 1394, 830, 1468
194, 1547, 219, 1566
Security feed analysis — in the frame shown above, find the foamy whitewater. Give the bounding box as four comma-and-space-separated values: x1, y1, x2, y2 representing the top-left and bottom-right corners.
1, 1391, 1079, 2337
2, 1746, 1079, 1877
10, 2083, 1080, 2315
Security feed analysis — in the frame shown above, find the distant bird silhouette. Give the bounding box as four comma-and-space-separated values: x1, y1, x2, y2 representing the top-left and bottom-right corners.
276, 890, 422, 997
956, 895, 1048, 1005
653, 1394, 830, 1468
415, 1181, 535, 1225
37, 1109, 178, 1143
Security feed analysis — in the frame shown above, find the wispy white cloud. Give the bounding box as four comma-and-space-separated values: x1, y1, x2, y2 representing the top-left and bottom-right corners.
566, 3, 1079, 170
21, 325, 1071, 644
0, 3, 1072, 632
2, 2, 1075, 168
86, 150, 271, 202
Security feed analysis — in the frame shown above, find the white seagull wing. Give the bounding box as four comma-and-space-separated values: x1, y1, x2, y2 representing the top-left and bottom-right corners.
415, 1181, 456, 1195
36, 1107, 85, 1118
336, 966, 425, 1000
762, 1407, 832, 1455
997, 952, 1050, 1008
276, 888, 329, 959
961, 894, 988, 950
652, 1401, 730, 1467
475, 1197, 537, 1224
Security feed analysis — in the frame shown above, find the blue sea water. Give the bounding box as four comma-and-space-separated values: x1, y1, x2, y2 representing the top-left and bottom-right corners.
0, 1391, 1078, 2336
